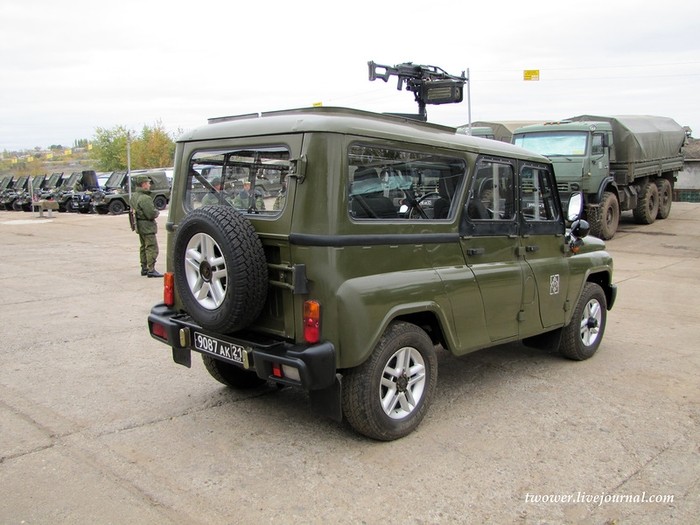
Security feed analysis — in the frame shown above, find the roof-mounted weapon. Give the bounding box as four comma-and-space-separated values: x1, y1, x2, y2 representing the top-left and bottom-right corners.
368, 61, 467, 121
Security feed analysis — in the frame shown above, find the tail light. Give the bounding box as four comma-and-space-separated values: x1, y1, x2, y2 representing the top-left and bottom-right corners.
303, 300, 321, 344
164, 272, 174, 306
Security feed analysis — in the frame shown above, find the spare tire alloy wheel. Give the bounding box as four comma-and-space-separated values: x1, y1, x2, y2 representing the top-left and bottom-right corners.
342, 321, 437, 441
173, 206, 268, 334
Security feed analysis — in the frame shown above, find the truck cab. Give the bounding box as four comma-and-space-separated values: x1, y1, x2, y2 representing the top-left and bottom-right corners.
514, 115, 685, 239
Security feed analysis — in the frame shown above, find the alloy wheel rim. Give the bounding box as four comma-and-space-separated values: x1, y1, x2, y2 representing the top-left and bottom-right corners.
380, 346, 427, 419
580, 298, 602, 347
184, 232, 228, 310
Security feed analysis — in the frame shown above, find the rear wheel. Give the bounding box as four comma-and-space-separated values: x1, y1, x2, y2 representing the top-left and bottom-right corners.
633, 181, 659, 224
587, 192, 619, 240
202, 355, 265, 389
153, 194, 168, 210
342, 321, 437, 441
559, 283, 607, 361
655, 178, 672, 219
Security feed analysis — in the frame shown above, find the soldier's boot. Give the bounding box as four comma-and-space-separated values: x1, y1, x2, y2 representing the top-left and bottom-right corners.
141, 266, 148, 276
147, 269, 163, 278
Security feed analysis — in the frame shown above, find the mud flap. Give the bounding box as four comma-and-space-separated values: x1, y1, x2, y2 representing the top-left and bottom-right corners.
523, 327, 564, 353
172, 347, 192, 367
309, 374, 342, 422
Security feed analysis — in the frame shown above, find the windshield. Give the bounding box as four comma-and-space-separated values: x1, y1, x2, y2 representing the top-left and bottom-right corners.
514, 131, 588, 157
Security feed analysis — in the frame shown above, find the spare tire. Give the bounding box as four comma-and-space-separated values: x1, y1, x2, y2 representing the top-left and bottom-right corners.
173, 206, 268, 333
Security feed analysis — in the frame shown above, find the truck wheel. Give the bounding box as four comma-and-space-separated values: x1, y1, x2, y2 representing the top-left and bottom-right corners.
588, 192, 619, 240
108, 200, 125, 215
202, 355, 266, 389
173, 206, 268, 333
342, 321, 437, 441
559, 283, 607, 361
655, 178, 672, 220
633, 181, 659, 225
153, 195, 168, 210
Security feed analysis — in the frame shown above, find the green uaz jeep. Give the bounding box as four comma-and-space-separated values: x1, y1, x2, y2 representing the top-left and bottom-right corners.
148, 107, 616, 440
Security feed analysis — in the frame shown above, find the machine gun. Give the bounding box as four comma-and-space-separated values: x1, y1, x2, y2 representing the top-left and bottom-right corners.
368, 61, 467, 121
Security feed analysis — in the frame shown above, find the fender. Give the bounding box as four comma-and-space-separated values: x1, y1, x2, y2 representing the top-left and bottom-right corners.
592, 176, 617, 204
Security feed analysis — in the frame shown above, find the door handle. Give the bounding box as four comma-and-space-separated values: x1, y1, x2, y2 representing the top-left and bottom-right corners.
526, 245, 539, 253
467, 248, 485, 256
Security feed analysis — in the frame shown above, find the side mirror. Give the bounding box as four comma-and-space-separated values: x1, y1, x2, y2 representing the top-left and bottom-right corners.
570, 219, 590, 239
567, 192, 584, 222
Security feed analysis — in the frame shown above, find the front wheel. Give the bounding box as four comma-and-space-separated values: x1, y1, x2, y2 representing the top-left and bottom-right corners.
559, 283, 607, 361
588, 192, 619, 240
342, 321, 437, 441
108, 200, 126, 215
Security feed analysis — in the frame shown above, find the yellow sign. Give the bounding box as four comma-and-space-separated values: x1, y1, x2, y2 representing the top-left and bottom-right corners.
523, 69, 540, 81
312, 101, 323, 107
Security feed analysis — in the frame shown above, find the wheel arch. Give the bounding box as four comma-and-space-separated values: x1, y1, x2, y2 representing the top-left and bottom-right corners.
585, 270, 616, 311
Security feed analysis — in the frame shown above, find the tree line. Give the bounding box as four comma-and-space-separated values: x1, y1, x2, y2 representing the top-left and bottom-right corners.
91, 121, 178, 171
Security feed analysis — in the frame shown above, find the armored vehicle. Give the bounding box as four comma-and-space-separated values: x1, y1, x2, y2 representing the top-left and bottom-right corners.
513, 115, 686, 239
92, 170, 170, 215
147, 106, 617, 440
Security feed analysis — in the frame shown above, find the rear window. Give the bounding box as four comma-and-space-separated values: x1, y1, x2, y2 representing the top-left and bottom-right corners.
185, 146, 290, 215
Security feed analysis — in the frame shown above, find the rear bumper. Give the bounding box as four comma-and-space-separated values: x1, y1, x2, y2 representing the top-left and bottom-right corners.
148, 303, 337, 391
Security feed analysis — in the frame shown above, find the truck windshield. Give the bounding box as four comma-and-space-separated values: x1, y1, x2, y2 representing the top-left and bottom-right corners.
514, 132, 588, 157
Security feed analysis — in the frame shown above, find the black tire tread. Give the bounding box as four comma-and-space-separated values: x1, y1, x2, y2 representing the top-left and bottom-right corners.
342, 321, 437, 441
174, 206, 268, 334
202, 354, 266, 389
559, 282, 607, 361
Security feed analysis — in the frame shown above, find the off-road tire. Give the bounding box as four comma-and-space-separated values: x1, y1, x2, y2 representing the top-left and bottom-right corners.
202, 354, 266, 389
153, 194, 168, 210
173, 206, 268, 334
633, 181, 659, 225
108, 200, 126, 215
587, 192, 619, 240
342, 321, 437, 441
655, 178, 672, 220
559, 282, 607, 361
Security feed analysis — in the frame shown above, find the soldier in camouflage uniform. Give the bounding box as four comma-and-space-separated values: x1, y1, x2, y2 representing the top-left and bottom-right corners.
130, 176, 162, 277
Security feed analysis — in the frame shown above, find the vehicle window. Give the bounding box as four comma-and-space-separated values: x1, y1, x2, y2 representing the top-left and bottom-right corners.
466, 159, 516, 221
347, 144, 466, 220
185, 146, 290, 215
513, 132, 588, 157
521, 165, 559, 222
591, 133, 605, 156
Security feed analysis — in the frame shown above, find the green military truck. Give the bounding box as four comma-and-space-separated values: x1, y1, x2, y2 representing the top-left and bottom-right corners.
147, 106, 617, 440
92, 170, 171, 215
513, 115, 686, 239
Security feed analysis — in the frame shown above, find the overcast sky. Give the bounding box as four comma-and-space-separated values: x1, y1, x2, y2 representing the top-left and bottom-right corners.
2, 0, 699, 151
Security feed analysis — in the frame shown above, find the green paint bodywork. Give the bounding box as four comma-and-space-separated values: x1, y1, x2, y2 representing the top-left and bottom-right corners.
164, 107, 615, 370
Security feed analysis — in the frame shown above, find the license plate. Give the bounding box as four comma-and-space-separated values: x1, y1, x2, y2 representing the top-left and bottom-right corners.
192, 331, 244, 364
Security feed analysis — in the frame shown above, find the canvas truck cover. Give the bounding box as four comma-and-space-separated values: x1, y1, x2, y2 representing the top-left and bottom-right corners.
472, 121, 547, 143
568, 115, 686, 164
